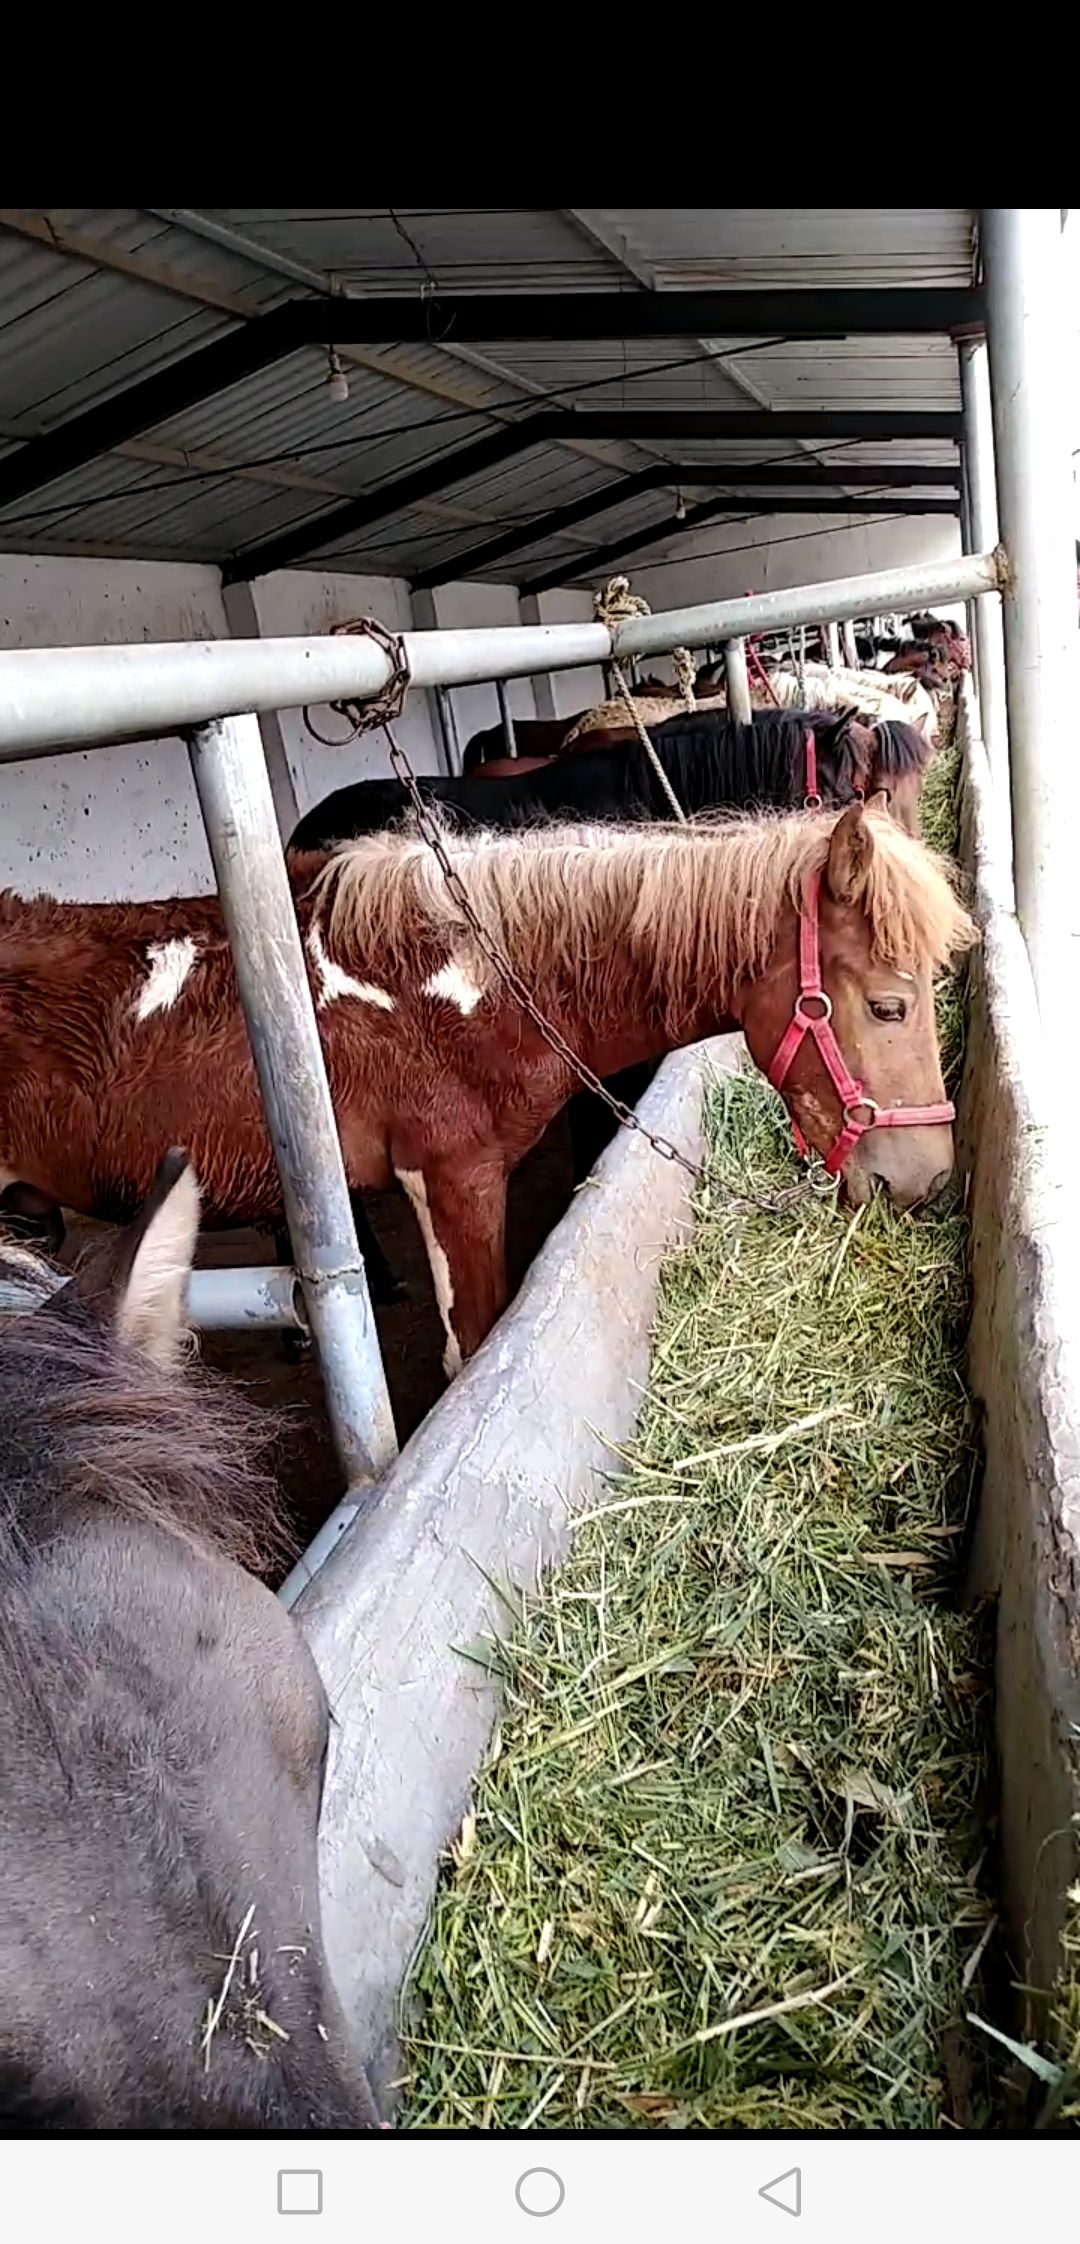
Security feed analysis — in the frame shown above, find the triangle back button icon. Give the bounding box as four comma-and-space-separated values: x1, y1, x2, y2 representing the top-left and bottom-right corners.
758, 2167, 802, 2218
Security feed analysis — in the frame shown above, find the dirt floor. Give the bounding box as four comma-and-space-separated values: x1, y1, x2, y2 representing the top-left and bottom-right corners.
60, 1115, 577, 1568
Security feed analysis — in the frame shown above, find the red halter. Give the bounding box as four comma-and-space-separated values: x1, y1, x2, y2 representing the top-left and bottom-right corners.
766, 865, 957, 1178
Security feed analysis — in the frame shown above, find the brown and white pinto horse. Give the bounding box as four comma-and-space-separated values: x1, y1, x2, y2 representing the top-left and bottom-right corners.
0, 803, 974, 1379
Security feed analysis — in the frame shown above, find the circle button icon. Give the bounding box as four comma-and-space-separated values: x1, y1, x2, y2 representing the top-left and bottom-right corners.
515, 2168, 565, 2218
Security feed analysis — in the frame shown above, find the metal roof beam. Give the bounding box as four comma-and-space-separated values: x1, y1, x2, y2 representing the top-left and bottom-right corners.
523, 495, 961, 596
226, 411, 963, 581
319, 289, 980, 343
413, 462, 962, 587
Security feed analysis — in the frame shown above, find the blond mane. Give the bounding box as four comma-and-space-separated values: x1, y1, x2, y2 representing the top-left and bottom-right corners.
310, 807, 976, 1015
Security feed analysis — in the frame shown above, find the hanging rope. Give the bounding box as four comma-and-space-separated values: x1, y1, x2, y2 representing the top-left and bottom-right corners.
672, 643, 698, 714
745, 636, 780, 709
592, 578, 688, 823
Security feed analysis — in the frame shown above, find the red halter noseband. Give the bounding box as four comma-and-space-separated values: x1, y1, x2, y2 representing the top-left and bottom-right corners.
766, 857, 957, 1180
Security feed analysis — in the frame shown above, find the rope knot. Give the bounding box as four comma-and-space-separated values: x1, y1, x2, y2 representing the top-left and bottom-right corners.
593, 575, 652, 631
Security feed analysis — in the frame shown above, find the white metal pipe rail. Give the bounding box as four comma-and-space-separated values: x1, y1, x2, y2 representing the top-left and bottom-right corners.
959, 336, 1009, 789
983, 209, 1080, 1024
0, 551, 1004, 760
0, 1264, 306, 1331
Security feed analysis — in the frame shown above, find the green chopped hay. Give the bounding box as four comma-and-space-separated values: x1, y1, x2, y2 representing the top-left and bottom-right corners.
401, 736, 995, 2131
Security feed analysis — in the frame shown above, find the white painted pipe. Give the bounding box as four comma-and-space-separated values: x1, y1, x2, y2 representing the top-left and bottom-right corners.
724, 638, 752, 723
824, 621, 842, 668
0, 1262, 306, 1331
983, 208, 1080, 1025
958, 335, 1009, 789
0, 553, 1003, 762
187, 1265, 305, 1330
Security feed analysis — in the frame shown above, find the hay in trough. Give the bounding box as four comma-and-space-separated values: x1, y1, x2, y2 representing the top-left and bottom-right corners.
401, 747, 994, 2131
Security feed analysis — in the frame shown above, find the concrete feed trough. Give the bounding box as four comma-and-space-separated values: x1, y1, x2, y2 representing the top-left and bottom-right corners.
295, 1036, 741, 2092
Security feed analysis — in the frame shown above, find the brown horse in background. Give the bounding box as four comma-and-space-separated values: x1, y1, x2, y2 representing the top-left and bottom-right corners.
0, 1152, 381, 2131
0, 805, 974, 1378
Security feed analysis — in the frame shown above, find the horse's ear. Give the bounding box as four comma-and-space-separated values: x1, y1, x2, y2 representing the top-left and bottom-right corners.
825, 800, 876, 906
57, 1151, 200, 1369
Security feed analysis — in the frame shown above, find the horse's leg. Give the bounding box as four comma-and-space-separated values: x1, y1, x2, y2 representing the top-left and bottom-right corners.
395, 1153, 507, 1377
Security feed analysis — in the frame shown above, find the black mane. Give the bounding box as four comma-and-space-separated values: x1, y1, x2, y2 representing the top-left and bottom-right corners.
289, 707, 879, 851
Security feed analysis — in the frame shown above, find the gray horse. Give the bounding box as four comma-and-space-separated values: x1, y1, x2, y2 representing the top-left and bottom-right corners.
0, 1151, 380, 2131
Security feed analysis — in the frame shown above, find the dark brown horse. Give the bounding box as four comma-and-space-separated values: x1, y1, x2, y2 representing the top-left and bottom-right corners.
0, 1152, 381, 2131
0, 807, 974, 1379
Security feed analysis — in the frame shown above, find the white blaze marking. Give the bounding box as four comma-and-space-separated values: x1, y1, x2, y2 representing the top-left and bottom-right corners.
395, 1166, 462, 1379
308, 922, 394, 1012
134, 936, 198, 1021
423, 959, 484, 1017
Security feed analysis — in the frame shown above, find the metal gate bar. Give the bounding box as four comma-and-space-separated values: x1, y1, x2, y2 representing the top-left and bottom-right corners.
187, 714, 397, 1487
0, 550, 1003, 760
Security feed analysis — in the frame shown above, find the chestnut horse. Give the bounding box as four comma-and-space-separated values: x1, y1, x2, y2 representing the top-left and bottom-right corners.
286, 708, 932, 1304
0, 803, 974, 1380
0, 1152, 381, 2131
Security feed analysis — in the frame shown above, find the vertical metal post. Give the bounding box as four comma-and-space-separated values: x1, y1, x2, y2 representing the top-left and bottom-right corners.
724, 637, 752, 723
958, 334, 1009, 784
823, 621, 842, 669
983, 208, 1080, 1018
434, 684, 462, 776
496, 676, 518, 757
187, 714, 398, 1488
841, 620, 859, 668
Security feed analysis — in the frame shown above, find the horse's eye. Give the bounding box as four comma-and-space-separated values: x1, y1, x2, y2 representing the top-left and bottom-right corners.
869, 996, 907, 1023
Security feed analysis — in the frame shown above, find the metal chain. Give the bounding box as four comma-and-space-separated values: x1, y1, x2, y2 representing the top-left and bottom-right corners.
303, 613, 413, 745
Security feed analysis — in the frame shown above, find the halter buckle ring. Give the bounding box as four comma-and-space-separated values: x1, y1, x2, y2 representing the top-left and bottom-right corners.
794, 991, 832, 1025
843, 1096, 880, 1129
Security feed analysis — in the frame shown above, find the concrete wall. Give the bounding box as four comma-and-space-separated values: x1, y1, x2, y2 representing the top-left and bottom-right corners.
0, 556, 621, 903
526, 587, 608, 718
0, 554, 444, 900
425, 579, 537, 748
957, 681, 1080, 2027
0, 555, 230, 901
592, 511, 962, 619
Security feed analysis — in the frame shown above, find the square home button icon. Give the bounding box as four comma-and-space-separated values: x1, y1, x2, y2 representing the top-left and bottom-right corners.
278, 2171, 323, 2216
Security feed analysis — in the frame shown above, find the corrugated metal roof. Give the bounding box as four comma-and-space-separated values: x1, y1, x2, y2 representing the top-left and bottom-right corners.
0, 209, 974, 580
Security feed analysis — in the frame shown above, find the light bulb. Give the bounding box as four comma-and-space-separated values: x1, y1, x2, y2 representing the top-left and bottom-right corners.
326, 352, 349, 405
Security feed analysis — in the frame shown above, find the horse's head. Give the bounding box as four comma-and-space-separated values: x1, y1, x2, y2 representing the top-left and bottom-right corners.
740, 799, 976, 1208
